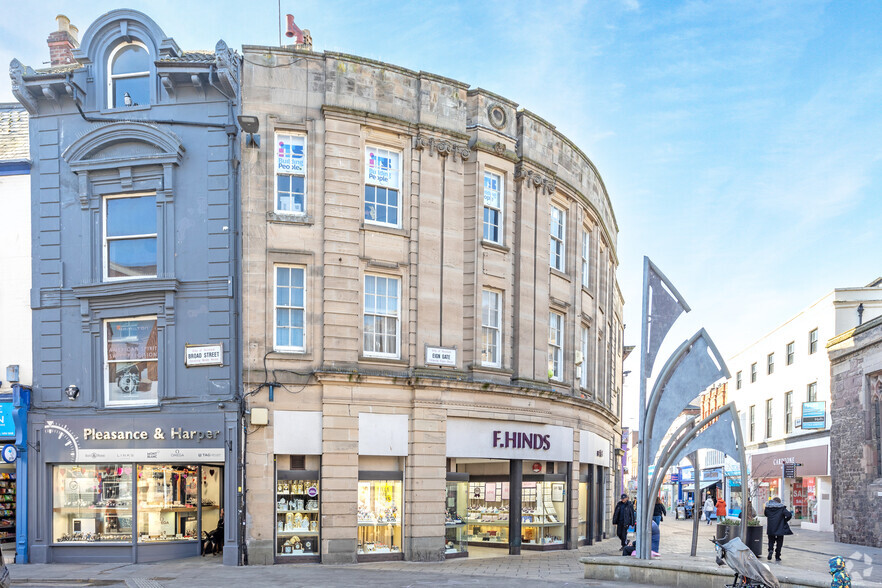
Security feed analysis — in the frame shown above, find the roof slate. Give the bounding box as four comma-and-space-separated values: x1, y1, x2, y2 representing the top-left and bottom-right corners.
0, 104, 29, 161
26, 50, 215, 76
158, 51, 215, 63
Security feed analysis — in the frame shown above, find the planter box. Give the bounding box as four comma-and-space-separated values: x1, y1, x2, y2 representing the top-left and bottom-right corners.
715, 524, 763, 558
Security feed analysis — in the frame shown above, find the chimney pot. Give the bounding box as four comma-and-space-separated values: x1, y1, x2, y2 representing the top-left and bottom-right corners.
48, 14, 78, 67
55, 14, 70, 33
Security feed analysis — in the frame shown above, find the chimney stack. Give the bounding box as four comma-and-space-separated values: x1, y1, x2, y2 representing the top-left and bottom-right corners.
47, 14, 79, 67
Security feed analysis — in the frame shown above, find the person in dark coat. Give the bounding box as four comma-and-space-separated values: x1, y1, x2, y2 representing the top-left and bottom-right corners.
763, 496, 793, 562
612, 493, 636, 548
652, 497, 666, 526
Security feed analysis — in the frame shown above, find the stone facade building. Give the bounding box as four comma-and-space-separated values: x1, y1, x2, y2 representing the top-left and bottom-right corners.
828, 314, 882, 548
239, 45, 624, 564
12, 11, 242, 564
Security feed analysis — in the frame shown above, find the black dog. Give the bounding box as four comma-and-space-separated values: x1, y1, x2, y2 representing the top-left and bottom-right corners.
202, 529, 221, 556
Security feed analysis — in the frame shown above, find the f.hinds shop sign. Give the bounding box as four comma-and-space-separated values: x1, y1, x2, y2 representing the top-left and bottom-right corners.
447, 418, 573, 462
492, 430, 551, 450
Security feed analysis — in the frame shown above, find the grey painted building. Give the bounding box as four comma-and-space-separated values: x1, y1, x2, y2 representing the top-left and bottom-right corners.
11, 11, 242, 564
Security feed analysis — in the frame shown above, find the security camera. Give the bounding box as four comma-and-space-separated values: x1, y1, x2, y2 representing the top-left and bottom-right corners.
64, 384, 80, 401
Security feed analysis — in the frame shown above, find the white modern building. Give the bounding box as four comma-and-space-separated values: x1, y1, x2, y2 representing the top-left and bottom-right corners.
727, 279, 882, 532
0, 103, 31, 393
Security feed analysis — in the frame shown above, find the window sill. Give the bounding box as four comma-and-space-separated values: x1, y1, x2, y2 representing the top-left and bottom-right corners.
361, 223, 408, 238
268, 350, 313, 361
481, 240, 509, 253
550, 268, 570, 282
359, 355, 408, 366
581, 285, 593, 297
469, 364, 513, 375
268, 212, 313, 225
102, 104, 152, 115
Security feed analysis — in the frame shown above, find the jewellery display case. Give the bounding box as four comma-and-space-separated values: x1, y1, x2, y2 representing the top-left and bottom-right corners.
520, 481, 565, 548
466, 481, 510, 546
136, 465, 199, 542
357, 479, 402, 557
53, 464, 133, 543
276, 470, 320, 559
444, 478, 468, 557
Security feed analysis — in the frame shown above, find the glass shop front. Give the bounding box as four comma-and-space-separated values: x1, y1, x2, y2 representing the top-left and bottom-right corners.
32, 413, 234, 564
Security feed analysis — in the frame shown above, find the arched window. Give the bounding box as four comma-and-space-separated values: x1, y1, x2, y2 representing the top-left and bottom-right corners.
107, 41, 150, 108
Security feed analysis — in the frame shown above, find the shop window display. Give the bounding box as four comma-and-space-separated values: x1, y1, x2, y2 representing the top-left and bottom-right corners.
578, 481, 587, 542
466, 481, 510, 545
357, 480, 402, 555
520, 481, 565, 547
136, 465, 198, 542
53, 464, 133, 543
804, 477, 818, 524
276, 477, 319, 557
445, 480, 468, 556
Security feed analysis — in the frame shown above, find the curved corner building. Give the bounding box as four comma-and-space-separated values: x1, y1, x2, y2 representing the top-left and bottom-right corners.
240, 44, 624, 564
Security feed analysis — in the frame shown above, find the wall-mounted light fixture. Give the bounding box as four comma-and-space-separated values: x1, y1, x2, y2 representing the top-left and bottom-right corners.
237, 115, 260, 148
64, 384, 79, 401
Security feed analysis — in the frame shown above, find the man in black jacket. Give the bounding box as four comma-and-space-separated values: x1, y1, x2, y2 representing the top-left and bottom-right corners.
763, 496, 793, 562
612, 493, 636, 548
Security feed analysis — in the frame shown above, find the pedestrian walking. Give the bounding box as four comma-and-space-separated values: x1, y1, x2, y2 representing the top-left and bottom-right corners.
764, 496, 793, 562
612, 493, 636, 549
703, 495, 715, 525
653, 497, 666, 526
829, 555, 852, 587
716, 496, 727, 521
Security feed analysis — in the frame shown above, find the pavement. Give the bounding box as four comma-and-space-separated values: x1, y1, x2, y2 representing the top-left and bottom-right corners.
4, 519, 881, 587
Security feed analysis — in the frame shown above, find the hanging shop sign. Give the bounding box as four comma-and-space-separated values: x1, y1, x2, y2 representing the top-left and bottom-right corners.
801, 401, 826, 430
185, 343, 224, 367
425, 346, 456, 367
447, 418, 573, 462
40, 413, 227, 463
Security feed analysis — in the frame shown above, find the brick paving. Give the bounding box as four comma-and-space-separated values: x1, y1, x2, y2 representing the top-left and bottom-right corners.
6, 519, 882, 587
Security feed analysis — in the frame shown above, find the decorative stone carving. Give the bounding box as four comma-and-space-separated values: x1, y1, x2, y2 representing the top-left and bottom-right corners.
487, 104, 507, 130
514, 164, 556, 194
412, 134, 470, 161
9, 59, 37, 113
493, 142, 506, 155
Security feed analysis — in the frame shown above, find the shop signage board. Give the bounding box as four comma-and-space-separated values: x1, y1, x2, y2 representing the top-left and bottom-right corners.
185, 343, 223, 367
750, 444, 829, 478
447, 418, 573, 462
0, 403, 15, 437
40, 413, 227, 463
801, 401, 826, 430
579, 430, 610, 467
425, 346, 456, 367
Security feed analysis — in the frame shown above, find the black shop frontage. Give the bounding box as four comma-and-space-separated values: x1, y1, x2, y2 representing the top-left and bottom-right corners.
27, 410, 239, 564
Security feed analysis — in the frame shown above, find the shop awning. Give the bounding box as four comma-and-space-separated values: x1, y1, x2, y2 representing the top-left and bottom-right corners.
680, 479, 718, 491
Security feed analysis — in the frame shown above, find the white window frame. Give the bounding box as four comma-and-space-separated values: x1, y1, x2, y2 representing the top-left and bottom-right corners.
363, 274, 401, 358
548, 311, 564, 381
274, 132, 307, 215
103, 315, 159, 408
580, 325, 589, 389
364, 145, 402, 228
274, 265, 306, 352
103, 192, 157, 282
809, 328, 818, 354
581, 230, 590, 288
481, 289, 502, 367
482, 170, 503, 245
549, 205, 566, 272
107, 41, 150, 109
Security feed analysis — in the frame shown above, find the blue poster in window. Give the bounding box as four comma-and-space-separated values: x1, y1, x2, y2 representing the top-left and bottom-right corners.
276, 135, 305, 174
801, 401, 826, 429
0, 404, 15, 437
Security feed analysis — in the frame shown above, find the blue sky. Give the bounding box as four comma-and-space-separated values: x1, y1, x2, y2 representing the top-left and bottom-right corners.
3, 1, 881, 426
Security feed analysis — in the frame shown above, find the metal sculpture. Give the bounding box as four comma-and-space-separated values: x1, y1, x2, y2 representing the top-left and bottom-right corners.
635, 257, 745, 559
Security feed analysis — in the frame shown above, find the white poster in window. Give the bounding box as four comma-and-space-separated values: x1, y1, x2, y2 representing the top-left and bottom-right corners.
276, 134, 305, 174
105, 318, 159, 407
365, 146, 399, 188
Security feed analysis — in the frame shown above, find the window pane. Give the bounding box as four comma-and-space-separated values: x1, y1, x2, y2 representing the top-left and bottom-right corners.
276, 327, 288, 348
112, 44, 150, 75
113, 76, 150, 108
53, 464, 133, 543
107, 196, 156, 236
108, 238, 157, 278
